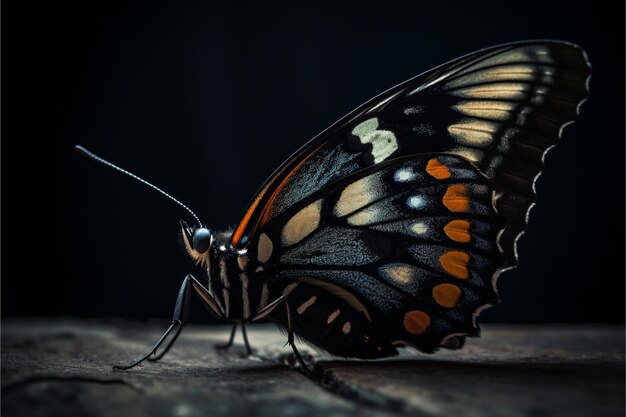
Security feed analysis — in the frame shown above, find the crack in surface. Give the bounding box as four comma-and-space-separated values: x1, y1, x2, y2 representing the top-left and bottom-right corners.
278, 353, 428, 416
1, 376, 143, 395
314, 364, 424, 415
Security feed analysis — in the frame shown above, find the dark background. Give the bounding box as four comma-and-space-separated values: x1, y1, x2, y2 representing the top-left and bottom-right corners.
2, 1, 624, 324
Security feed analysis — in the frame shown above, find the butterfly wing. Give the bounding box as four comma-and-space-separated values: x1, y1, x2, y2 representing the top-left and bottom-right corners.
231, 40, 590, 269
235, 40, 589, 356
252, 154, 502, 355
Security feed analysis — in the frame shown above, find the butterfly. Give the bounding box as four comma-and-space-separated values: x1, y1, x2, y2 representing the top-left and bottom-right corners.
76, 40, 590, 374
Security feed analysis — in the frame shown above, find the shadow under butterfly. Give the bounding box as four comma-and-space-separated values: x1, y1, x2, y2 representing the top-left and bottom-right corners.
76, 40, 590, 376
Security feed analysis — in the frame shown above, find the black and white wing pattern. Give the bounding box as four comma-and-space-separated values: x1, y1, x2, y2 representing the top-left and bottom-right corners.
252, 154, 501, 356
236, 41, 590, 356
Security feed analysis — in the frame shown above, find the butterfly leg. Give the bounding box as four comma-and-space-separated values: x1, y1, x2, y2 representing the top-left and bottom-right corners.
284, 299, 313, 377
216, 322, 253, 355
113, 274, 223, 370
251, 295, 312, 376
215, 323, 237, 350
241, 322, 253, 355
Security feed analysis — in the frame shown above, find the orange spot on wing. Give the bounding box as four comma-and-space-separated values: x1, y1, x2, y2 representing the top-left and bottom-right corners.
444, 220, 471, 243
443, 184, 470, 212
432, 283, 462, 308
426, 158, 452, 179
403, 310, 431, 335
439, 251, 470, 279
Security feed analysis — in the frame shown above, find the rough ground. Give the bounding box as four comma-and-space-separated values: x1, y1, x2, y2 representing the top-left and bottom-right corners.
1, 318, 624, 417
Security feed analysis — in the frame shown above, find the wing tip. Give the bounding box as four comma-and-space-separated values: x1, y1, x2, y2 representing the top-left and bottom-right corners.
479, 41, 591, 340
497, 39, 591, 269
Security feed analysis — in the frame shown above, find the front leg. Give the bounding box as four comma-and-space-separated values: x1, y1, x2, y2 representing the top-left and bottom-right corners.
114, 274, 223, 370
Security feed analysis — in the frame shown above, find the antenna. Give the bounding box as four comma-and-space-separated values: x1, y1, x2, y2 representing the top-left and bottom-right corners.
75, 145, 203, 227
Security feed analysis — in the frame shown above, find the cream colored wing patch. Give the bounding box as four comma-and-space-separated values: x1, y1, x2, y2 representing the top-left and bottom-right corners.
334, 171, 385, 217
257, 233, 274, 263
447, 119, 499, 146
281, 199, 322, 246
452, 101, 515, 121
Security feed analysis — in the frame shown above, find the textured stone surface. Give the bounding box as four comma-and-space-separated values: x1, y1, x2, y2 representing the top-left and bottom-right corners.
1, 319, 624, 417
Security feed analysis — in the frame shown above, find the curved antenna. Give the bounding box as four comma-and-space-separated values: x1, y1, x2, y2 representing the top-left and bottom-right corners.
75, 145, 203, 227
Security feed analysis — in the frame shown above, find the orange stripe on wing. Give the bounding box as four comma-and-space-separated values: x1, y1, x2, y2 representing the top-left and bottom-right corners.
231, 181, 273, 246
231, 142, 326, 247
258, 142, 326, 227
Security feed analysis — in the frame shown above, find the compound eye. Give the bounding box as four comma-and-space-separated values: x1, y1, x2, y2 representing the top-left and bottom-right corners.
192, 228, 212, 253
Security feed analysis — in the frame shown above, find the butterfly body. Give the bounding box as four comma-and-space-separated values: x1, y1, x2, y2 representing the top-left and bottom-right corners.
78, 40, 590, 370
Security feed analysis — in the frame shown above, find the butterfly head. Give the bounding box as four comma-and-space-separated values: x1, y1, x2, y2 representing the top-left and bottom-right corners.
180, 220, 213, 268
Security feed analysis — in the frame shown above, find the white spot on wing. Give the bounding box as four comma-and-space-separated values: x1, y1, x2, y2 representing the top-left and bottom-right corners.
407, 195, 426, 209
411, 222, 428, 235
352, 117, 398, 163
394, 167, 416, 182
352, 117, 379, 136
